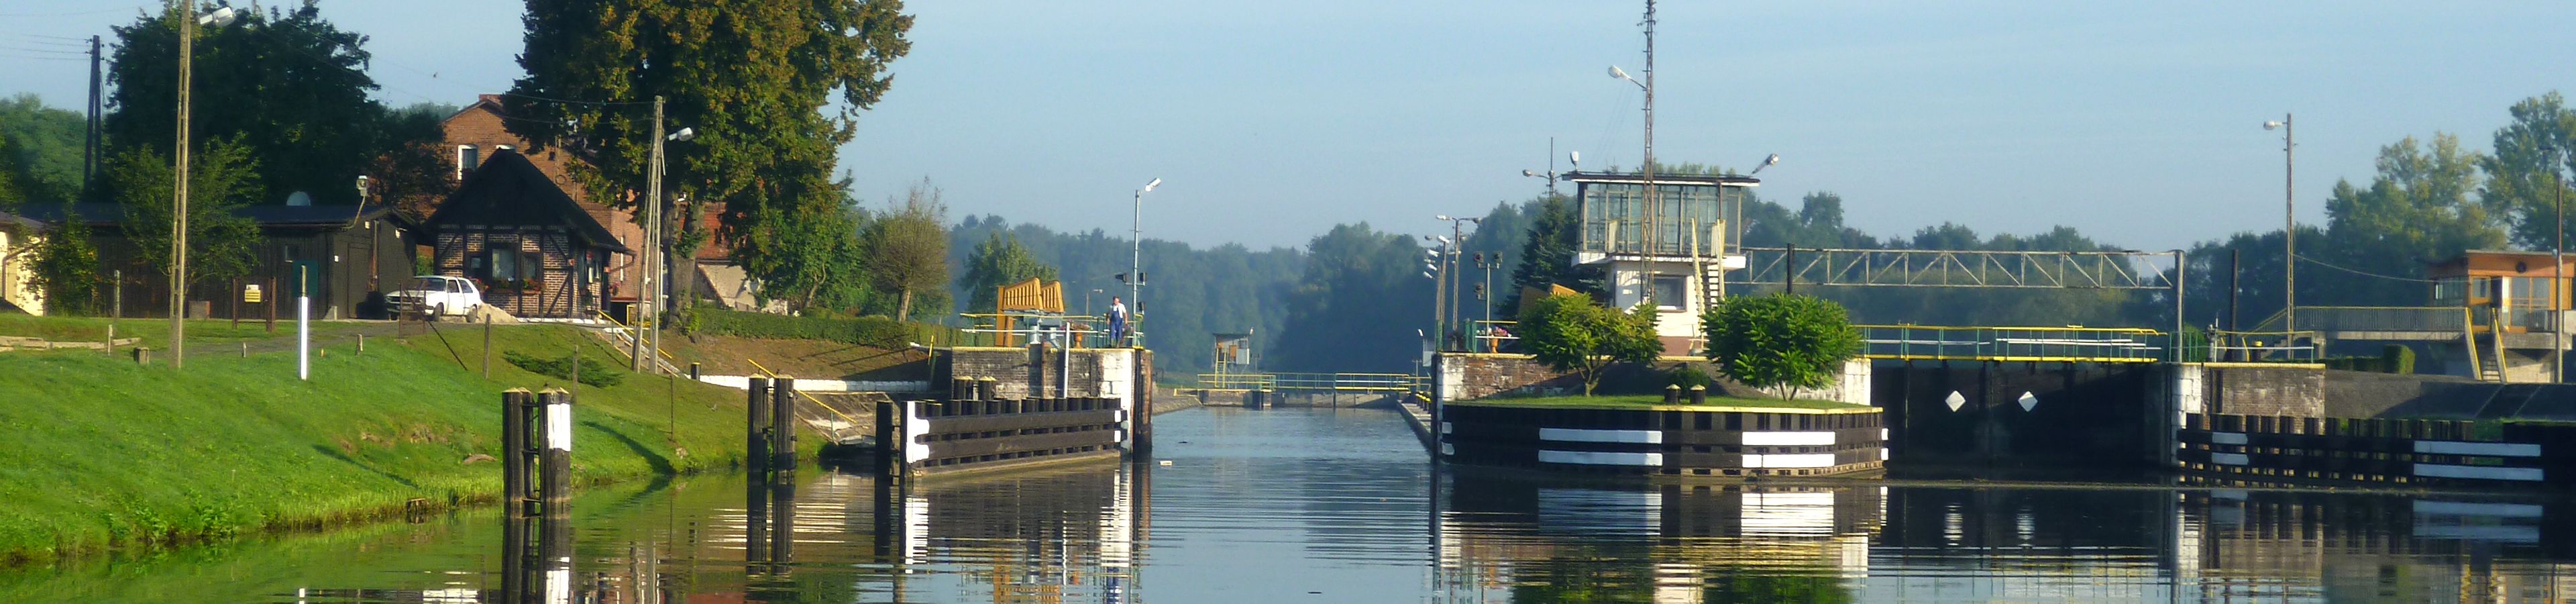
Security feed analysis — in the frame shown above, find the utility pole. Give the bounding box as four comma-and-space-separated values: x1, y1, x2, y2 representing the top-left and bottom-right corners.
170, 2, 198, 368
636, 96, 665, 372
2265, 114, 2294, 336
2546, 140, 2565, 383
84, 35, 101, 199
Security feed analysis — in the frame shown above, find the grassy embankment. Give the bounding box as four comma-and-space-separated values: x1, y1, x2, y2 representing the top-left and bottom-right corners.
1464, 394, 1874, 412
0, 315, 767, 564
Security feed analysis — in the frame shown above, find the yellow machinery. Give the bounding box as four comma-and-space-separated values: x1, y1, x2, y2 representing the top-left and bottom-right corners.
992, 277, 1065, 347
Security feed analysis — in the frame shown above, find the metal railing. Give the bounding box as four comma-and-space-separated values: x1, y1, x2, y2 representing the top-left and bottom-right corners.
1197, 372, 1425, 392
2287, 306, 2476, 336
747, 358, 873, 445
593, 310, 682, 374
1857, 324, 2169, 363
1471, 319, 1518, 352
2204, 330, 2324, 362
959, 311, 1126, 348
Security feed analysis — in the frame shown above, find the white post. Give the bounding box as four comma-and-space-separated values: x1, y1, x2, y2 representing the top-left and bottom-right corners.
297, 265, 310, 380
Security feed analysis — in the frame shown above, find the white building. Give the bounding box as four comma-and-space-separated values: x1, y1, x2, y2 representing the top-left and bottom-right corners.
1564, 171, 1760, 354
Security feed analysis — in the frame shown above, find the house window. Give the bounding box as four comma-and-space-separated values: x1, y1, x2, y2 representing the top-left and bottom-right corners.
455, 145, 480, 180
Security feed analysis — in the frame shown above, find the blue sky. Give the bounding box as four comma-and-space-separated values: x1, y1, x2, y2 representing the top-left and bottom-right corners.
3, 1, 2571, 252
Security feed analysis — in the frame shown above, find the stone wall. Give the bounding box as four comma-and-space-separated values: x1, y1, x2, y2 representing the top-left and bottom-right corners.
2199, 364, 2325, 417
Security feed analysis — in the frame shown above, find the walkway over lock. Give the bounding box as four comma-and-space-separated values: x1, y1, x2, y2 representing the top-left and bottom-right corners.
1196, 372, 1425, 392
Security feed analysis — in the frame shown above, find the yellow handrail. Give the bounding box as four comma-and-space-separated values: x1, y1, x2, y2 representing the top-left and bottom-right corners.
743, 358, 871, 429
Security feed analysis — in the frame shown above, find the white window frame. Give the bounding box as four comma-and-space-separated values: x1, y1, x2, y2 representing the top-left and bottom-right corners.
455, 144, 480, 180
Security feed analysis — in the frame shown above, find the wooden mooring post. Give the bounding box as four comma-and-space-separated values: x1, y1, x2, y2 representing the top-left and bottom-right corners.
537, 389, 572, 511
501, 389, 533, 517
747, 377, 772, 473
770, 376, 798, 473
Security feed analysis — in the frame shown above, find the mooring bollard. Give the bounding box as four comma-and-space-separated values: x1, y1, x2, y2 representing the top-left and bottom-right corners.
688, 362, 702, 381
1688, 385, 1707, 405
1664, 384, 1682, 405
502, 389, 531, 517
538, 389, 572, 512
747, 377, 772, 472
770, 376, 797, 472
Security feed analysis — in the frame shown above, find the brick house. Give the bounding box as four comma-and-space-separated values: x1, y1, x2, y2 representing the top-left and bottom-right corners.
419, 149, 629, 319
433, 95, 648, 311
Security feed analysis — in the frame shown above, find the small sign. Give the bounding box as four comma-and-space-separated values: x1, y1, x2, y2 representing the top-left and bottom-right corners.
243, 284, 264, 303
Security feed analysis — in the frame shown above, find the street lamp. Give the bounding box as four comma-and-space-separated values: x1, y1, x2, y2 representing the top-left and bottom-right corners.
1612, 1, 1661, 307
1129, 178, 1161, 346
1435, 217, 1479, 351
2265, 115, 2294, 336
1523, 136, 1562, 198
168, 2, 246, 368
1719, 154, 1779, 302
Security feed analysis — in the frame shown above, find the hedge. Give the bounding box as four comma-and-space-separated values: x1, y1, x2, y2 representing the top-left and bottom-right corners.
689, 308, 959, 349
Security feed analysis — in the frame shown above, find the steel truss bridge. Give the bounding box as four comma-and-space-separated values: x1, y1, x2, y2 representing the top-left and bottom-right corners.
1728, 246, 2181, 290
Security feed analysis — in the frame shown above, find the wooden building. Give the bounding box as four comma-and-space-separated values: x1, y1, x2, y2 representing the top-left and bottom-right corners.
418, 149, 629, 319
9, 202, 413, 319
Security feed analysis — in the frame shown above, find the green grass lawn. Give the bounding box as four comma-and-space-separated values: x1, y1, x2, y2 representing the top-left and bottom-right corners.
1462, 394, 1876, 412
0, 322, 762, 564
0, 313, 371, 352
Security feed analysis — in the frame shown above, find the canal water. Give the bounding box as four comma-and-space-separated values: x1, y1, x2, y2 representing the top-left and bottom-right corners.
9, 406, 2575, 602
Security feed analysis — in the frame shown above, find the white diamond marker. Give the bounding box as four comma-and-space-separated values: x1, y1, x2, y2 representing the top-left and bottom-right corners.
1944, 391, 1966, 412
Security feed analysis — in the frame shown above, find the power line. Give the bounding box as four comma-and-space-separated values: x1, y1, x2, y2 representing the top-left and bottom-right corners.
3, 33, 92, 42
2294, 254, 2446, 284
0, 45, 81, 54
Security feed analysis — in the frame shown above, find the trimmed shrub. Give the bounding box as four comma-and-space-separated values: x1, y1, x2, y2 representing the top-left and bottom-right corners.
2383, 344, 2416, 375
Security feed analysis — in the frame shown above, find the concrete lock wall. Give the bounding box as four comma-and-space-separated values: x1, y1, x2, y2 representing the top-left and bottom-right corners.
1874, 361, 2174, 468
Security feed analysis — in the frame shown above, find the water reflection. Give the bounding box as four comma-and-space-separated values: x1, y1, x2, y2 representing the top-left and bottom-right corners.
1434, 470, 2576, 603
11, 407, 2576, 602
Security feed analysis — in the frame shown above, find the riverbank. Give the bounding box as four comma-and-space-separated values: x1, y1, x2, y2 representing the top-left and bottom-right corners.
0, 317, 759, 564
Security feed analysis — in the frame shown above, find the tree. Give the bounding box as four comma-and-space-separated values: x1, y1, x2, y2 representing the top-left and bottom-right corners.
22, 215, 101, 315
508, 0, 914, 293
374, 103, 464, 221
2316, 134, 2504, 306
0, 95, 85, 202
1703, 293, 1861, 400
960, 232, 1059, 313
740, 197, 870, 314
104, 3, 438, 206
1270, 223, 1436, 373
863, 179, 947, 321
107, 139, 262, 289
1518, 293, 1661, 397
2480, 92, 2576, 250
1504, 193, 1601, 311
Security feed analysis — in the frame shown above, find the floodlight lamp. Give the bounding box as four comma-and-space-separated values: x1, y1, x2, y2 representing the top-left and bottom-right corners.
1569, 151, 1580, 166
200, 6, 239, 27
1609, 66, 1629, 81
667, 128, 696, 142
1522, 169, 1538, 177
2263, 121, 2284, 131
1142, 178, 1162, 192
1435, 215, 1452, 221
